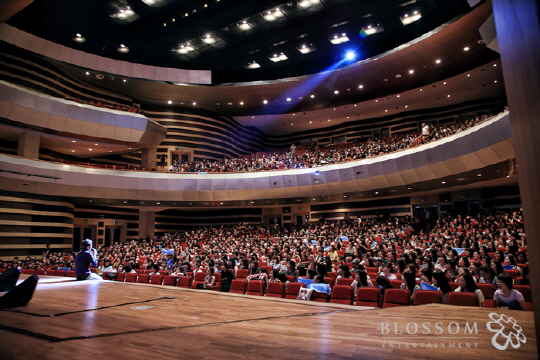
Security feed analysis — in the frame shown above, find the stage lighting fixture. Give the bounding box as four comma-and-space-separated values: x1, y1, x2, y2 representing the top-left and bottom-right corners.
345, 51, 356, 61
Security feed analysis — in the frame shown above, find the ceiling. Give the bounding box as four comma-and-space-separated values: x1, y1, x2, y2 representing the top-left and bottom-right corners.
7, 0, 473, 83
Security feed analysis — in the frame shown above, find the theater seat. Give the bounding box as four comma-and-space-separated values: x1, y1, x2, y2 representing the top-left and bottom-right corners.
230, 279, 247, 294
285, 283, 305, 299
162, 275, 176, 286
66, 270, 76, 278
191, 272, 206, 289
355, 287, 381, 307
236, 269, 249, 279
504, 269, 520, 280
382, 289, 410, 308
476, 284, 496, 308
125, 273, 137, 283
210, 272, 222, 291
447, 292, 479, 307
246, 280, 265, 296
390, 280, 402, 289
449, 282, 459, 291
150, 274, 163, 285
45, 270, 55, 276
176, 276, 190, 288
513, 285, 532, 310
413, 290, 442, 306
137, 274, 149, 283
114, 272, 125, 282
336, 278, 354, 286
311, 290, 329, 302
265, 282, 284, 298
330, 285, 353, 305
25, 269, 35, 275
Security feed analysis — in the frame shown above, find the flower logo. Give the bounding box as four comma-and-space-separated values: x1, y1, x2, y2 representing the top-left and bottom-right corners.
486, 313, 526, 350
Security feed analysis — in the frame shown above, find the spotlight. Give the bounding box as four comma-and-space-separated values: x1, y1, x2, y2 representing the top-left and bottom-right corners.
345, 51, 356, 61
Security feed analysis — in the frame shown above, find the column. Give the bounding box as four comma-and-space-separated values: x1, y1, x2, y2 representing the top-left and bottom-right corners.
139, 210, 155, 240
17, 132, 40, 159
140, 147, 157, 170
493, 0, 540, 351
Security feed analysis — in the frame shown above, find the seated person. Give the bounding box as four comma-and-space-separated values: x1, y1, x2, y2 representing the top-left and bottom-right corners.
494, 273, 526, 310
455, 273, 484, 307
75, 239, 102, 281
379, 263, 398, 280
432, 270, 452, 304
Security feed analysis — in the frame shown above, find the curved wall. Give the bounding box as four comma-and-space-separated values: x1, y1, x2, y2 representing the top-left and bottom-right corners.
0, 112, 513, 203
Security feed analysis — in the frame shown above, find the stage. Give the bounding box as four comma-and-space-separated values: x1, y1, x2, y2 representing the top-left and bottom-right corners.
0, 275, 537, 359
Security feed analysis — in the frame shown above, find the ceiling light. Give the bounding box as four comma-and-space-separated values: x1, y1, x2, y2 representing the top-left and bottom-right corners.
73, 33, 85, 43
385, 110, 388, 112
263, 8, 284, 21
309, 121, 312, 123
193, 102, 196, 105
435, 59, 441, 64
238, 21, 251, 30
298, 0, 321, 9
447, 95, 450, 97
334, 90, 339, 94
287, 98, 291, 101
420, 89, 423, 91
89, 149, 92, 151
269, 53, 288, 62
202, 34, 216, 44
344, 51, 356, 61
442, 181, 446, 184
328, 119, 331, 121
71, 150, 75, 152
477, 174, 482, 177
362, 25, 384, 36
176, 43, 195, 54
464, 47, 470, 51
493, 64, 497, 67
263, 100, 268, 104
123, 79, 126, 82
330, 33, 350, 44
240, 102, 244, 105
246, 62, 260, 69
375, 191, 379, 194
358, 85, 364, 89
401, 12, 421, 25
397, 95, 400, 97
113, 7, 135, 21
310, 95, 315, 98
168, 100, 172, 104
95, 143, 98, 146
141, 0, 165, 5
85, 72, 89, 75
298, 44, 316, 54
409, 69, 414, 74
117, 44, 129, 53
494, 80, 498, 83
72, 140, 76, 142
467, 74, 471, 77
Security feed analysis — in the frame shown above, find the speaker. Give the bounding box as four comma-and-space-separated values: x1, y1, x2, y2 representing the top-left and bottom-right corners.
0, 274, 38, 309
0, 268, 21, 292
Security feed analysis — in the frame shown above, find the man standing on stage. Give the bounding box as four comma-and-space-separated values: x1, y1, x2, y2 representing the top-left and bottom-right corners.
75, 239, 102, 280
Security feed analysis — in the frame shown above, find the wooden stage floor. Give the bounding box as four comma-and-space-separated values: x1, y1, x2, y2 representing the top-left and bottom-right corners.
0, 275, 537, 360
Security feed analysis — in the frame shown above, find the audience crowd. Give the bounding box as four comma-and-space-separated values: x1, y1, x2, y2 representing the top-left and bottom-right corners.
3, 206, 528, 308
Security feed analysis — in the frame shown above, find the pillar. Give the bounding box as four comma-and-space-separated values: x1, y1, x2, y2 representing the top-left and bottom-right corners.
17, 132, 40, 159
492, 0, 540, 351
139, 210, 155, 240
140, 148, 157, 170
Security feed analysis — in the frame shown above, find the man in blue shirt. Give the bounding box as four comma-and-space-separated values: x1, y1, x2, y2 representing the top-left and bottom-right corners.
75, 239, 102, 280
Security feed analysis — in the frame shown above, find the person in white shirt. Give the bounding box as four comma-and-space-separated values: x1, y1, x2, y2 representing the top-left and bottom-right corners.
379, 263, 397, 280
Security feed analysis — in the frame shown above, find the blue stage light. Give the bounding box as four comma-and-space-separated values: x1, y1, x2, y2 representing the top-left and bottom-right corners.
345, 51, 356, 61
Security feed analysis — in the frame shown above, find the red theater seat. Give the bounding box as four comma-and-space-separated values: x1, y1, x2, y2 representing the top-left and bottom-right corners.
413, 290, 442, 306
45, 270, 55, 276
150, 274, 163, 285
285, 283, 305, 299
330, 285, 353, 305
476, 284, 496, 308
125, 273, 137, 283
390, 280, 402, 289
137, 274, 149, 283
447, 292, 479, 307
355, 287, 381, 307
246, 280, 265, 296
236, 269, 249, 279
336, 278, 354, 286
230, 279, 247, 294
162, 275, 176, 286
382, 289, 410, 308
114, 272, 125, 282
265, 282, 284, 298
176, 276, 190, 288
66, 270, 76, 278
513, 285, 532, 310
191, 272, 206, 289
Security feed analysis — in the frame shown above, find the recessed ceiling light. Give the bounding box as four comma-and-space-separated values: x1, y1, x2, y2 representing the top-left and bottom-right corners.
334, 90, 339, 94
238, 20, 251, 30
192, 102, 196, 105
117, 44, 129, 53
71, 150, 75, 152
409, 70, 414, 74
309, 121, 312, 123
405, 105, 408, 108
443, 82, 447, 85
358, 85, 364, 89
375, 191, 379, 194
328, 119, 331, 121
89, 149, 92, 151
72, 140, 76, 142
385, 110, 388, 112
123, 79, 126, 82
220, 202, 223, 205
493, 64, 497, 67
447, 95, 450, 97
291, 123, 293, 125
420, 89, 423, 91
168, 100, 172, 104
494, 80, 497, 83
467, 74, 471, 77
408, 187, 411, 190
246, 62, 260, 69
397, 95, 400, 97
240, 102, 244, 105
435, 59, 441, 64
85, 72, 89, 75
287, 98, 291, 101
263, 100, 268, 104
442, 181, 446, 184
464, 47, 470, 51
375, 100, 378, 102
477, 174, 482, 177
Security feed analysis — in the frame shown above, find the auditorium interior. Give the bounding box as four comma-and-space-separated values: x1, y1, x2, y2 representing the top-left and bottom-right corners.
0, 0, 539, 359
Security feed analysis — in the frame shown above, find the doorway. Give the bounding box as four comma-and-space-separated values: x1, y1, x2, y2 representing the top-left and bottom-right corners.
105, 227, 121, 248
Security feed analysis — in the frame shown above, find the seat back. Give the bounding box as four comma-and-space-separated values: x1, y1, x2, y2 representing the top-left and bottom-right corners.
311, 290, 329, 302
36, 269, 45, 275
46, 270, 55, 276
382, 289, 410, 308
513, 285, 532, 310
336, 278, 354, 286
285, 283, 305, 299
447, 292, 479, 307
236, 269, 249, 279
324, 277, 335, 289
176, 276, 190, 288
390, 280, 402, 289
125, 273, 137, 282
246, 280, 265, 296
115, 272, 126, 282
150, 274, 163, 285
194, 272, 206, 282
25, 269, 35, 275
137, 274, 149, 283
230, 279, 247, 294
265, 282, 284, 298
162, 275, 176, 286
449, 282, 460, 291
504, 269, 520, 280
476, 283, 496, 308
355, 287, 381, 307
66, 270, 76, 278
413, 290, 442, 306
330, 285, 353, 305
